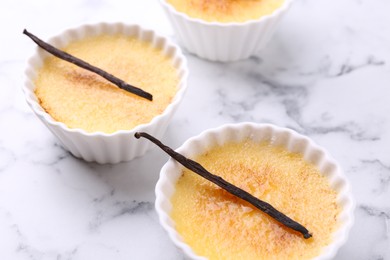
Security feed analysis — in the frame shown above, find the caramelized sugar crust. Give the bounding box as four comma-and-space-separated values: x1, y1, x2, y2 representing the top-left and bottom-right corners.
166, 0, 284, 23
171, 140, 340, 260
35, 35, 178, 133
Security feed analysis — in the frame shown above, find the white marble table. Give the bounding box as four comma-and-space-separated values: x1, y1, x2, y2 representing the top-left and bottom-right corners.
1, 0, 390, 259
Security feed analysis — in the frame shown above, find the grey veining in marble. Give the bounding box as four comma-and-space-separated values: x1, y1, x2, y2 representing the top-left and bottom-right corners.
1, 0, 390, 259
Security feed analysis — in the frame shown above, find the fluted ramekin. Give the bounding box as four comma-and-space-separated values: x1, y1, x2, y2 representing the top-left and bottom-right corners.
23, 22, 188, 164
160, 0, 294, 62
156, 123, 354, 259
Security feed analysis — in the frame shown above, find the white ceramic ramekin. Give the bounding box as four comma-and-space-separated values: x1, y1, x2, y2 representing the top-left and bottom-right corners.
160, 0, 294, 62
155, 123, 354, 259
23, 22, 188, 164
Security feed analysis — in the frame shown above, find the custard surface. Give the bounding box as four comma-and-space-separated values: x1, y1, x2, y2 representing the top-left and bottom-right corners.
166, 0, 284, 23
35, 34, 178, 133
170, 140, 340, 260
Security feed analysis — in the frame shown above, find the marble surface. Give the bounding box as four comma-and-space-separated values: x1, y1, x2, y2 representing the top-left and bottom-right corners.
1, 0, 390, 259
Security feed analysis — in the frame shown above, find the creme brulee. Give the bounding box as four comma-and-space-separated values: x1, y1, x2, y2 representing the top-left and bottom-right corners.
35, 34, 178, 133
166, 0, 284, 23
170, 140, 340, 260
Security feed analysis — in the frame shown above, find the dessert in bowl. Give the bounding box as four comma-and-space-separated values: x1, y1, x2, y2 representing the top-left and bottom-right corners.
155, 123, 354, 259
23, 22, 188, 163
160, 0, 294, 62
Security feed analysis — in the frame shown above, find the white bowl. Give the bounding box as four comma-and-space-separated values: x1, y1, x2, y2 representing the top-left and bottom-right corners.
160, 0, 294, 62
23, 22, 188, 164
155, 123, 354, 259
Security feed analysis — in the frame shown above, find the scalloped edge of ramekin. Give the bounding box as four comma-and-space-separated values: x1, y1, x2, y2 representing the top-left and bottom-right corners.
159, 0, 294, 62
155, 122, 355, 259
23, 22, 189, 164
